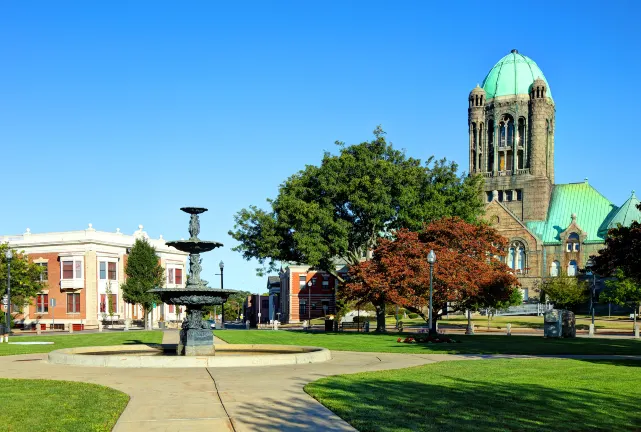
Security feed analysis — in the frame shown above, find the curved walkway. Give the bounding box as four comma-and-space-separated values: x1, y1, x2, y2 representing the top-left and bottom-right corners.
0, 343, 640, 431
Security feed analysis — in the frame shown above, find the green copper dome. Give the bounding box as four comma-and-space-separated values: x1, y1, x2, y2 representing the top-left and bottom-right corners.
481, 50, 553, 101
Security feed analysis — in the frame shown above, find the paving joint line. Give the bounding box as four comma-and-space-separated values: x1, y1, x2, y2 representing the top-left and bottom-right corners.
206, 367, 237, 432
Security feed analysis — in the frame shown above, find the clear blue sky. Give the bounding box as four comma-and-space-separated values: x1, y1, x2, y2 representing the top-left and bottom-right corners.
1, 1, 640, 293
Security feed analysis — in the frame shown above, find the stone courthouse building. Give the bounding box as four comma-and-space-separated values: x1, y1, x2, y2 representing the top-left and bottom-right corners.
470, 50, 640, 300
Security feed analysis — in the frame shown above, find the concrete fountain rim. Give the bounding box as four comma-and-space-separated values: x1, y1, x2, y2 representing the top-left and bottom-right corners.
47, 344, 332, 368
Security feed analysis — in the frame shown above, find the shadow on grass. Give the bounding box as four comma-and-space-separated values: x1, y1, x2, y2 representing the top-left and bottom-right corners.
303, 362, 641, 432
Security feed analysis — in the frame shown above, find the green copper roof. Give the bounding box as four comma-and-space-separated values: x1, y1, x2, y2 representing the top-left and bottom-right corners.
607, 191, 641, 229
526, 181, 617, 244
481, 50, 553, 101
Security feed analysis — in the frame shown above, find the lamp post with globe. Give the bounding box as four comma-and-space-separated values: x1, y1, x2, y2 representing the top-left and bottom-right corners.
427, 250, 437, 336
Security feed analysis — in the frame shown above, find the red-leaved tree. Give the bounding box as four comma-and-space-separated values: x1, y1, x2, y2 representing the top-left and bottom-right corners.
344, 218, 520, 332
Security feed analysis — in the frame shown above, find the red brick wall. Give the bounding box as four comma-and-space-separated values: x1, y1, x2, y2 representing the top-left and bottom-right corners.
26, 253, 87, 320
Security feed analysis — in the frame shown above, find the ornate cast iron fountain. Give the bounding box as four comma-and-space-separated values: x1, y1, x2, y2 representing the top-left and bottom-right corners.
151, 207, 236, 356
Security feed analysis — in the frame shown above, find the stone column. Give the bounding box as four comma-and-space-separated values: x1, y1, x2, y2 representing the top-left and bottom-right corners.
85, 251, 99, 326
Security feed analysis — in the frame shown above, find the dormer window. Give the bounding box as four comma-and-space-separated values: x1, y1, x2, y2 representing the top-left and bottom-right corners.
566, 233, 580, 252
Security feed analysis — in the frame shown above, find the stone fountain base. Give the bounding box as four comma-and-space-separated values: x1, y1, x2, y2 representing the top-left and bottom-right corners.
176, 308, 216, 356
178, 328, 215, 356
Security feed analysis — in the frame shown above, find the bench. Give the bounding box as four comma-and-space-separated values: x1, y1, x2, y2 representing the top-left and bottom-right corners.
340, 322, 368, 332
50, 323, 65, 330
72, 324, 84, 331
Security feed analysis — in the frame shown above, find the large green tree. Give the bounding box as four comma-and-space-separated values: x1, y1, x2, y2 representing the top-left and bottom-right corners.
594, 203, 641, 281
229, 128, 484, 318
600, 269, 641, 328
0, 243, 45, 327
539, 272, 588, 310
120, 238, 164, 329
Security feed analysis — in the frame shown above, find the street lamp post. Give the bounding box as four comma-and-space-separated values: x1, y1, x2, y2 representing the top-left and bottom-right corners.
427, 250, 436, 336
5, 249, 13, 342
218, 261, 225, 326
307, 281, 312, 323
586, 258, 596, 326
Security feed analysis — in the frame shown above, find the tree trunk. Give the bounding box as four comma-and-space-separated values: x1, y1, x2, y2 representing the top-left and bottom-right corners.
374, 300, 386, 332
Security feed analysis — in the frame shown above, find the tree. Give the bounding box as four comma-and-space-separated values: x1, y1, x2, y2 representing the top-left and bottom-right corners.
594, 203, 641, 281
120, 238, 164, 330
0, 243, 45, 327
539, 272, 588, 310
204, 290, 251, 322
344, 218, 520, 332
600, 269, 641, 328
105, 281, 116, 328
229, 127, 484, 320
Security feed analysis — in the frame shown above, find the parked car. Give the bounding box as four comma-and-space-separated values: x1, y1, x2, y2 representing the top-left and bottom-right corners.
206, 319, 216, 329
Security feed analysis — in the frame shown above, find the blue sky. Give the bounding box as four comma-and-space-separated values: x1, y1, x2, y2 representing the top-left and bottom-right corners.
1, 1, 640, 293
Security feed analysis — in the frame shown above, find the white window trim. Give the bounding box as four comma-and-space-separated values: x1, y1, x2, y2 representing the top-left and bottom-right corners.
165, 264, 185, 288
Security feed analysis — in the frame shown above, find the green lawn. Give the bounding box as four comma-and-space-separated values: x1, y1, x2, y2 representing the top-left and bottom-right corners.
305, 359, 641, 432
437, 315, 638, 331
216, 330, 641, 355
0, 378, 129, 432
0, 331, 162, 356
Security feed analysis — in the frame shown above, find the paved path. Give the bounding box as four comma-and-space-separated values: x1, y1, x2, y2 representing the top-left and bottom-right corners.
1, 330, 640, 431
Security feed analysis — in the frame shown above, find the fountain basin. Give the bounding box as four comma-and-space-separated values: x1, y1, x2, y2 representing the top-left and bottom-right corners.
47, 344, 331, 368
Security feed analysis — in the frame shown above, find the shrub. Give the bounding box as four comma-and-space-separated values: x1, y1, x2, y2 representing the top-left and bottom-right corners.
352, 316, 374, 323
408, 313, 419, 319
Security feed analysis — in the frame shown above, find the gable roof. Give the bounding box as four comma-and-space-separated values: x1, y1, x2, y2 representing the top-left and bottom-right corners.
607, 191, 641, 230
526, 181, 618, 244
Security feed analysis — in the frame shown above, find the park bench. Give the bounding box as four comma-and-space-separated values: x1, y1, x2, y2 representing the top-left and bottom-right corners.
340, 322, 368, 332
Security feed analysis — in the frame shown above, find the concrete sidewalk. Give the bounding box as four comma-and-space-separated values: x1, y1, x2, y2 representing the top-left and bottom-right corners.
0, 349, 460, 431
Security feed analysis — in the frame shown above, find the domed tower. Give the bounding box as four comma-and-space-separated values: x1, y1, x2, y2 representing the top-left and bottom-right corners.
469, 49, 556, 222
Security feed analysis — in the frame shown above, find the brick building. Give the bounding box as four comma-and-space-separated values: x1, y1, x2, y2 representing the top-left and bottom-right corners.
1, 224, 188, 328
278, 263, 345, 324
469, 50, 641, 299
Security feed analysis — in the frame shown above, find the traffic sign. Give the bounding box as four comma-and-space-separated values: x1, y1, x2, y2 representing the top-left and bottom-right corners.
50, 298, 56, 307
2, 295, 7, 307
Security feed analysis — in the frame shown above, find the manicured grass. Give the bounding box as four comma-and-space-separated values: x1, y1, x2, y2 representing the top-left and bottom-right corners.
438, 315, 638, 331
305, 359, 641, 432
0, 378, 129, 432
381, 315, 638, 330
0, 331, 162, 356
216, 330, 641, 355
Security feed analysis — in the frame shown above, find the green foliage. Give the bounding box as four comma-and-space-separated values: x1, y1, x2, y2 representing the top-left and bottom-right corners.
351, 315, 374, 323
0, 243, 45, 323
229, 127, 484, 281
120, 239, 164, 324
407, 312, 419, 319
600, 269, 641, 318
595, 204, 641, 282
204, 290, 252, 321
540, 273, 588, 309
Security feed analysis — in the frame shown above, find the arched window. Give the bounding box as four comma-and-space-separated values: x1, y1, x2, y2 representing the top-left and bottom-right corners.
567, 260, 578, 277
550, 260, 560, 277
508, 241, 526, 273
567, 233, 580, 252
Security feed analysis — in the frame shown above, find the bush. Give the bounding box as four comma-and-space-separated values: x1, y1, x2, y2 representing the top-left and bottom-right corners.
408, 313, 419, 319
352, 316, 374, 323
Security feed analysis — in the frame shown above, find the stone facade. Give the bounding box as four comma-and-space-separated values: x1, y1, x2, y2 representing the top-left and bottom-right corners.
469, 51, 620, 301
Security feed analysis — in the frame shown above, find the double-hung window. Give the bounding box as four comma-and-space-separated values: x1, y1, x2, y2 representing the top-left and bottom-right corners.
67, 293, 81, 313
62, 260, 82, 279
37, 263, 48, 282
36, 294, 48, 313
